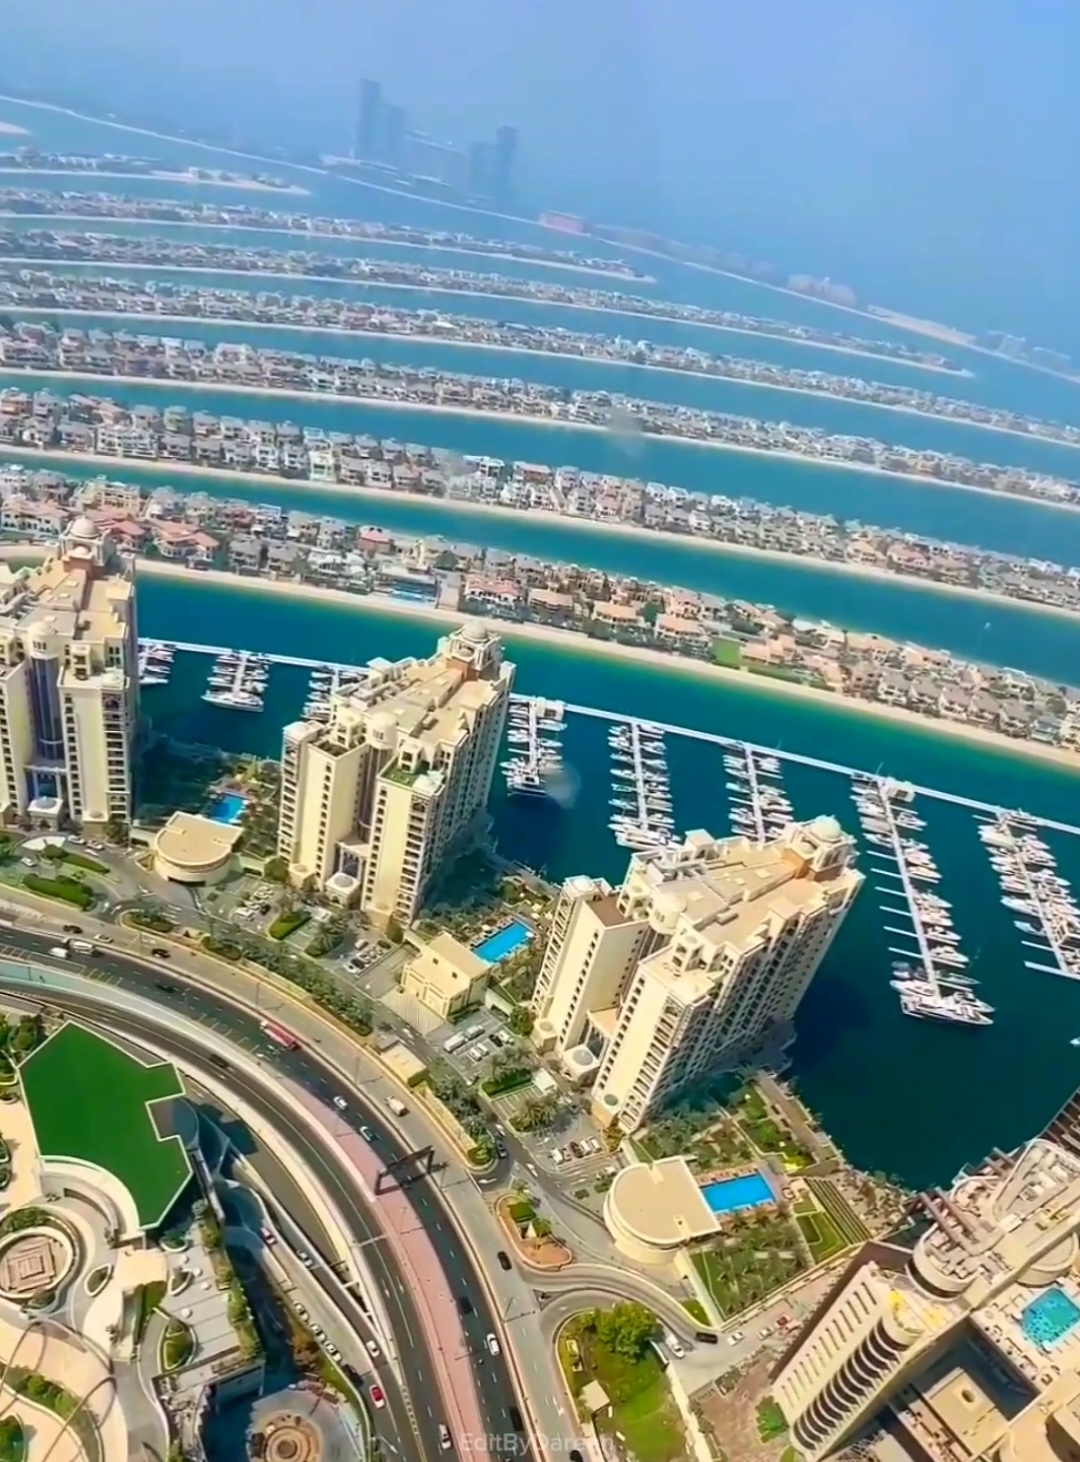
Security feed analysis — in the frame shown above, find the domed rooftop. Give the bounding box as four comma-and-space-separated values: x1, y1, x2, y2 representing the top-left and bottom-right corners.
810, 814, 842, 842
68, 515, 101, 541
459, 620, 489, 644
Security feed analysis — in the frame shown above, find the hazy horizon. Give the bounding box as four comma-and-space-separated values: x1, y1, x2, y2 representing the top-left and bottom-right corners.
3, 0, 1077, 355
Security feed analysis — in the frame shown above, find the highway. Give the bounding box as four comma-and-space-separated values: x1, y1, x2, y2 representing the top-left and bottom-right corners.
0, 927, 534, 1461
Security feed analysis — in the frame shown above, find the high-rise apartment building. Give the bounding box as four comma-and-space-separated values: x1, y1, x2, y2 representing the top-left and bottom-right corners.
356, 78, 384, 160
0, 516, 137, 826
770, 1092, 1080, 1462
277, 624, 513, 928
531, 819, 862, 1131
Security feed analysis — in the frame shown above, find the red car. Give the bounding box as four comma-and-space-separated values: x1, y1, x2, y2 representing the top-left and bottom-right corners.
369, 1384, 386, 1410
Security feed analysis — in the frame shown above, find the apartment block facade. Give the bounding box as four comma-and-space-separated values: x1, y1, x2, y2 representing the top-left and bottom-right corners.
770, 1104, 1080, 1462
0, 515, 137, 826
531, 818, 863, 1132
278, 623, 513, 927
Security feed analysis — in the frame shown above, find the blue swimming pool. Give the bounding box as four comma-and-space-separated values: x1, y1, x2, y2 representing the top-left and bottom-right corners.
1021, 1287, 1080, 1349
700, 1171, 775, 1215
205, 793, 248, 826
473, 920, 532, 964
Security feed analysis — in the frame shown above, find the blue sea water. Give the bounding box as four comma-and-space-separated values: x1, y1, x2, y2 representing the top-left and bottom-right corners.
9, 93, 1080, 1187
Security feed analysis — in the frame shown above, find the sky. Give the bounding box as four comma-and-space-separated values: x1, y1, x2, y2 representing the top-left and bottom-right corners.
3, 0, 1077, 350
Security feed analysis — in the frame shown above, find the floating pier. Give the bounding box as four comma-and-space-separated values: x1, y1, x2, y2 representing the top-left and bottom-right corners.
979, 813, 1080, 981
137, 638, 175, 688
608, 719, 675, 850
501, 696, 566, 797
202, 649, 270, 713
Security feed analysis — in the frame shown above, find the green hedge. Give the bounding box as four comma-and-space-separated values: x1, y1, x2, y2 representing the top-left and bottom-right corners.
480, 1068, 534, 1097
508, 1198, 536, 1224
24, 874, 93, 909
268, 911, 310, 941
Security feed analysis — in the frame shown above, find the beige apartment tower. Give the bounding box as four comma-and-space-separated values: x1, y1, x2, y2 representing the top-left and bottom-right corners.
531, 818, 862, 1130
770, 1105, 1080, 1462
277, 623, 513, 927
0, 516, 138, 826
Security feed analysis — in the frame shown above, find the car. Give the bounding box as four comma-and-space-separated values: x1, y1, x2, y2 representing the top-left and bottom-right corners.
485, 1334, 500, 1356
695, 1330, 718, 1345
508, 1407, 524, 1433
456, 1295, 472, 1316
569, 1452, 584, 1462
155, 981, 177, 995
98, 935, 114, 944
312, 1324, 326, 1341
369, 1384, 386, 1410
150, 946, 170, 959
665, 1332, 686, 1359
293, 1303, 309, 1321
569, 1141, 584, 1159
365, 1339, 380, 1359
88, 841, 105, 852
62, 923, 83, 934
495, 1141, 508, 1160
359, 1125, 375, 1142
496, 1250, 512, 1272
298, 1250, 315, 1268
550, 1148, 566, 1166
327, 1343, 341, 1361
209, 1054, 230, 1071
438, 1424, 453, 1451
760, 1325, 774, 1338
332, 1096, 347, 1111
777, 1315, 791, 1330
19, 857, 34, 868
69, 837, 85, 846
259, 1226, 276, 1246
727, 1329, 745, 1347
587, 1136, 603, 1153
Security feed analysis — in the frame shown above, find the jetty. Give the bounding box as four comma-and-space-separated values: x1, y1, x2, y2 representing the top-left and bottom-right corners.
608, 720, 675, 850
202, 649, 269, 713
502, 696, 566, 798
979, 814, 1080, 980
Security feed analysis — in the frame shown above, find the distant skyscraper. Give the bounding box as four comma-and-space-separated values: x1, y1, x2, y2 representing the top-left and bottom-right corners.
492, 124, 518, 201
356, 79, 383, 160
382, 105, 408, 168
468, 141, 495, 197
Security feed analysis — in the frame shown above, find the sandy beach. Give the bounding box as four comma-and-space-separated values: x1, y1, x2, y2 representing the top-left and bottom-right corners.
3, 363, 1079, 511
3, 440, 1080, 622
0, 167, 308, 195
125, 559, 1080, 776
0, 246, 970, 378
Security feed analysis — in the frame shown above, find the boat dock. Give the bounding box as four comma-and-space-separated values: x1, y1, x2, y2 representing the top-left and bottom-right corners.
137, 639, 175, 688
852, 778, 990, 1027
141, 639, 366, 674
724, 745, 793, 841
202, 649, 270, 713
979, 814, 1080, 981
302, 662, 367, 722
502, 697, 566, 797
608, 720, 675, 850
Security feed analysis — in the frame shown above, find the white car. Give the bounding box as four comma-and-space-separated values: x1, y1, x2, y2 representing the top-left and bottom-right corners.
294, 1303, 309, 1321
485, 1333, 500, 1356
727, 1329, 745, 1347
327, 1343, 342, 1361
365, 1338, 381, 1359
312, 1324, 326, 1341
333, 1095, 347, 1111
664, 1333, 686, 1359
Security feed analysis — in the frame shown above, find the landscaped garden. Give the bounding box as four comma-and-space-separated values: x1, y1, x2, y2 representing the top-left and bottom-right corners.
161, 1317, 195, 1371
691, 1212, 808, 1318
23, 872, 94, 909
559, 1304, 686, 1462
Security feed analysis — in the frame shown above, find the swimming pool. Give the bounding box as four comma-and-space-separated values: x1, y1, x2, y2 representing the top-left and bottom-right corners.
1021, 1287, 1080, 1349
700, 1170, 775, 1215
473, 920, 532, 964
205, 793, 248, 826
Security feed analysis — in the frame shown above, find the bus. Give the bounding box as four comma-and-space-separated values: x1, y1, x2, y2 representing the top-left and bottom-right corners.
260, 1020, 301, 1051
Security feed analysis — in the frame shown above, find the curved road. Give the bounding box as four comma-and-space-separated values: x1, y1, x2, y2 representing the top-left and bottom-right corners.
0, 931, 532, 1461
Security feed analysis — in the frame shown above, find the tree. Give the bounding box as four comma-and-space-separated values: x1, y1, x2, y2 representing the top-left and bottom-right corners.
508, 1005, 534, 1037
263, 856, 289, 884
593, 1301, 657, 1360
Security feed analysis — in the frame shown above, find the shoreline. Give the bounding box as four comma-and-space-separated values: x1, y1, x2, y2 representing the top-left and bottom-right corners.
126, 559, 1080, 776
0, 168, 309, 195
4, 364, 1080, 512
7, 306, 998, 419
0, 213, 652, 282
2, 442, 1079, 624
0, 245, 970, 378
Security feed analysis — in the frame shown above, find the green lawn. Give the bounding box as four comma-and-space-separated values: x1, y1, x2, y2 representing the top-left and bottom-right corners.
807, 1177, 870, 1245
20, 1023, 192, 1229
268, 910, 310, 941
692, 1217, 808, 1317
560, 1330, 686, 1462
796, 1210, 849, 1265
22, 874, 93, 909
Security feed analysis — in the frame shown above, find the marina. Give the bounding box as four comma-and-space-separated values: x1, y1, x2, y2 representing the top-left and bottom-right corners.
301, 662, 368, 722
136, 638, 176, 688
607, 719, 676, 850
201, 648, 270, 712
979, 813, 1080, 981
501, 695, 566, 797
724, 744, 794, 841
851, 776, 990, 1028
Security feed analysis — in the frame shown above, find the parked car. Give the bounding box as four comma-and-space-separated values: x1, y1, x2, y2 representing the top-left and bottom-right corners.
486, 1334, 500, 1356
365, 1339, 381, 1359
496, 1251, 512, 1272
369, 1384, 386, 1410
